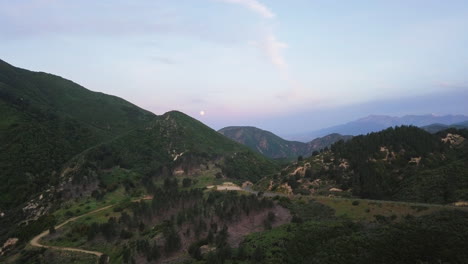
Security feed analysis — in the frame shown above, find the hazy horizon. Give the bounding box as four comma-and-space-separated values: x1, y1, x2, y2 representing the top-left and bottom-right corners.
1, 0, 468, 134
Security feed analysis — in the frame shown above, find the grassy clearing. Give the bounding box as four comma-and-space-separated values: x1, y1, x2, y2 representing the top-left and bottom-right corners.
53, 187, 133, 223
314, 196, 460, 222
155, 165, 233, 190
45, 205, 119, 246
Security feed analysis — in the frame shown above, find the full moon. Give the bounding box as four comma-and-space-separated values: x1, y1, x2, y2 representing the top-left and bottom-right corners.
199, 110, 205, 116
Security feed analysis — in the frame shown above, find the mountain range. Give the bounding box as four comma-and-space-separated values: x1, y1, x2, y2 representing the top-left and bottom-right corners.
1, 58, 468, 264
218, 126, 352, 159
286, 114, 468, 142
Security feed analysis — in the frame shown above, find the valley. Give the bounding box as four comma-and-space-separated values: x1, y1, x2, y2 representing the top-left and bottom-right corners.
22, 182, 468, 264
1, 60, 468, 264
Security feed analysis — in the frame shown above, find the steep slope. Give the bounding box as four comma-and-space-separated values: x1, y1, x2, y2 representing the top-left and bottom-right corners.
288, 114, 468, 141
0, 59, 154, 136
0, 59, 154, 209
219, 126, 351, 159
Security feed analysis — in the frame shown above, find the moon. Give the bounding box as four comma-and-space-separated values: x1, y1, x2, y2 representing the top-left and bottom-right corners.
199, 110, 205, 116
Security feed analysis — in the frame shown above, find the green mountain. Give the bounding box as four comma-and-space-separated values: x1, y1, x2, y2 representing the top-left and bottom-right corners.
71, 111, 276, 187
218, 126, 351, 159
0, 59, 155, 209
0, 61, 271, 211
0, 59, 276, 244
218, 126, 308, 159
259, 126, 468, 204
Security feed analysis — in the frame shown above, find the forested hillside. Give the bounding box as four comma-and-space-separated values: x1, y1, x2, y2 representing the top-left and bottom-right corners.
0, 59, 155, 209
68, 111, 276, 189
260, 126, 468, 204
0, 60, 276, 258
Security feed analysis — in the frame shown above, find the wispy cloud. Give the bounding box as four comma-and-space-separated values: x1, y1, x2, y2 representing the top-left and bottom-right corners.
250, 30, 288, 73
219, 0, 287, 73
220, 0, 302, 102
220, 0, 275, 19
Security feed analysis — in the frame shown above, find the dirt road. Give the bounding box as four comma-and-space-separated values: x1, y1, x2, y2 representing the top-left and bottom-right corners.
29, 204, 113, 257
29, 196, 153, 260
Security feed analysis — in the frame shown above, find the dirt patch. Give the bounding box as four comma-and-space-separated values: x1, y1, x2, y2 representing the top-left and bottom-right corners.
442, 133, 465, 145
242, 181, 253, 188
227, 205, 291, 246
210, 182, 243, 191
0, 238, 19, 256
339, 160, 349, 169
409, 156, 421, 165
453, 201, 468, 207
292, 166, 304, 176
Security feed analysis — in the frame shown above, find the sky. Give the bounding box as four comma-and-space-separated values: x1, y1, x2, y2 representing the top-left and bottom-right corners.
1, 0, 468, 135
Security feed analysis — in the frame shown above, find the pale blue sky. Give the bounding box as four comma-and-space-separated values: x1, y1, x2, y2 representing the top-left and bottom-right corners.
1, 0, 467, 134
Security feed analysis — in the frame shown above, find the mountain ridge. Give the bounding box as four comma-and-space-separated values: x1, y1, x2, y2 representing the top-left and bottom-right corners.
219, 126, 352, 159
285, 114, 468, 141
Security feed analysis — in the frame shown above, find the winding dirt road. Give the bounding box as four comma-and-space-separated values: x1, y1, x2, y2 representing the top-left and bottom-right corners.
29, 196, 153, 260
30, 204, 112, 257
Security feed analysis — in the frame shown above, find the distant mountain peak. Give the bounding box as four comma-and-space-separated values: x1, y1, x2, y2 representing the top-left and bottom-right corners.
286, 114, 468, 142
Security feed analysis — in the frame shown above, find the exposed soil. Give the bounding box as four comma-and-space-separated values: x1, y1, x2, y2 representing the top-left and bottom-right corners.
227, 204, 291, 246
